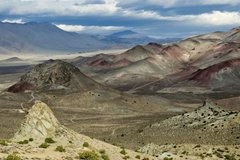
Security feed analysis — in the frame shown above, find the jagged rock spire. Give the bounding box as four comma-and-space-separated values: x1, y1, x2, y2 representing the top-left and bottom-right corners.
12, 101, 62, 140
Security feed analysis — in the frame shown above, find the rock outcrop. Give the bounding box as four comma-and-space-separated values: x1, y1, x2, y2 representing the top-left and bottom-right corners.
6, 100, 158, 160
8, 60, 102, 93
11, 101, 62, 140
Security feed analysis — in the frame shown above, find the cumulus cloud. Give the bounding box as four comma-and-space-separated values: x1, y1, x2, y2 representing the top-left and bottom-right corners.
2, 19, 25, 24
56, 24, 132, 35
0, 0, 166, 20
0, 0, 240, 28
170, 11, 240, 26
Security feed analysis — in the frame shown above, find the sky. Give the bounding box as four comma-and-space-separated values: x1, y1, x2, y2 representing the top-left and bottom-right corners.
1, 0, 240, 39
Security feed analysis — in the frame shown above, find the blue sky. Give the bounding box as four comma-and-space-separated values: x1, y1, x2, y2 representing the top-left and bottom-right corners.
1, 0, 240, 39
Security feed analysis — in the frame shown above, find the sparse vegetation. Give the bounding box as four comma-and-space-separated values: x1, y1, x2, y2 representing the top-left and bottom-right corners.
99, 149, 106, 154
215, 152, 223, 158
120, 149, 126, 155
79, 151, 99, 160
88, 136, 94, 139
55, 145, 66, 152
6, 152, 21, 160
120, 146, 125, 149
0, 139, 8, 146
29, 138, 33, 141
112, 142, 118, 146
193, 144, 201, 149
39, 143, 50, 148
217, 148, 224, 152
45, 137, 55, 143
101, 154, 110, 160
135, 150, 143, 153
224, 154, 236, 160
17, 140, 28, 144
123, 155, 130, 159
83, 142, 89, 147
135, 155, 140, 159
138, 129, 143, 133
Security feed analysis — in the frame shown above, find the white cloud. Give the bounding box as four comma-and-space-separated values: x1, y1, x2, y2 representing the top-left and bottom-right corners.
147, 0, 240, 8
1, 0, 119, 16
2, 19, 25, 24
0, 1, 240, 28
56, 24, 85, 32
56, 24, 132, 35
171, 11, 240, 26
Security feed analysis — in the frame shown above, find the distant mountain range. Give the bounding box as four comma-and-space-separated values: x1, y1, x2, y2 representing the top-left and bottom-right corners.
70, 26, 240, 94
108, 30, 148, 39
0, 22, 181, 55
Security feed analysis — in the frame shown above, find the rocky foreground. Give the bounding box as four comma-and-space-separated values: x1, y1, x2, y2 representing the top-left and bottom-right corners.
0, 100, 239, 160
0, 101, 158, 160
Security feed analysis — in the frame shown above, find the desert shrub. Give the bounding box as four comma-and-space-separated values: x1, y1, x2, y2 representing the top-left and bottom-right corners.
135, 155, 140, 159
120, 149, 126, 155
45, 137, 55, 143
6, 152, 20, 160
163, 157, 173, 160
55, 145, 66, 152
101, 154, 110, 160
39, 143, 50, 148
99, 149, 106, 154
123, 155, 130, 159
120, 146, 125, 149
17, 140, 28, 144
69, 140, 72, 143
78, 151, 99, 160
142, 158, 149, 160
193, 144, 201, 149
88, 136, 94, 139
199, 154, 205, 159
134, 150, 143, 153
0, 140, 8, 146
83, 142, 89, 147
112, 142, 118, 146
206, 153, 212, 157
217, 148, 224, 152
216, 152, 223, 158
138, 129, 143, 133
224, 155, 236, 160
29, 138, 33, 142
182, 151, 187, 154
7, 140, 12, 143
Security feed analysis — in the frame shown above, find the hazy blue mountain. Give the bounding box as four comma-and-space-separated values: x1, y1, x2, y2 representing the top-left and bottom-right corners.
0, 22, 181, 55
108, 30, 148, 39
0, 22, 108, 55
